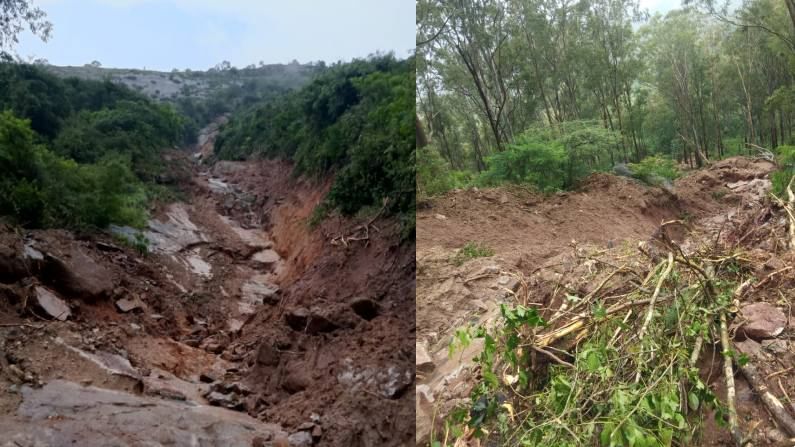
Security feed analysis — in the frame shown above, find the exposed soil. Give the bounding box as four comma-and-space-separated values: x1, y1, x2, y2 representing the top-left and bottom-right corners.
416, 157, 795, 446
0, 128, 415, 446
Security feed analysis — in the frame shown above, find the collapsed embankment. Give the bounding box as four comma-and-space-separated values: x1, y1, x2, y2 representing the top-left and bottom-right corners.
416, 157, 795, 446
0, 143, 415, 446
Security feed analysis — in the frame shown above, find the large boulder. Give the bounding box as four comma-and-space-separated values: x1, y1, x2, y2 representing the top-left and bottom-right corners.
740, 303, 787, 340
42, 247, 115, 299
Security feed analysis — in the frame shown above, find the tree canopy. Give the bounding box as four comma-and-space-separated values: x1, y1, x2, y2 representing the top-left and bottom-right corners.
417, 0, 795, 196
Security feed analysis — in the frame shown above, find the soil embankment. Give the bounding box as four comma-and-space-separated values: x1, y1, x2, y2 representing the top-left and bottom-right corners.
416, 157, 795, 446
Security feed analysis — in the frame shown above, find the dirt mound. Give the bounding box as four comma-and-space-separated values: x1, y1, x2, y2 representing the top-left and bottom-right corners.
418, 173, 681, 270
415, 156, 783, 445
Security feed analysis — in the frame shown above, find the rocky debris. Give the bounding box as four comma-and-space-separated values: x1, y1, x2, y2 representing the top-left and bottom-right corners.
416, 342, 435, 374
199, 372, 218, 383
761, 339, 789, 355
57, 343, 141, 381
256, 342, 281, 367
496, 274, 520, 293
434, 214, 447, 220
252, 249, 280, 265
211, 381, 252, 397
285, 307, 338, 334
205, 390, 244, 410
312, 425, 322, 441
241, 277, 280, 306
2, 380, 284, 446
350, 297, 379, 321
0, 232, 36, 281
200, 333, 231, 354
115, 295, 144, 313
6, 364, 35, 384
282, 366, 311, 394
287, 430, 313, 447
740, 303, 787, 340
145, 203, 207, 254
32, 286, 71, 321
42, 246, 115, 299
336, 359, 413, 399
417, 384, 435, 405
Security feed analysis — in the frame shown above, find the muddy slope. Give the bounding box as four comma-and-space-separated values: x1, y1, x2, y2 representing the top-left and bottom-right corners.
0, 138, 414, 445
416, 157, 790, 446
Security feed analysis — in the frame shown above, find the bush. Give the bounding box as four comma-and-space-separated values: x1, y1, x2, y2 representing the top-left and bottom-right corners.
451, 242, 495, 266
417, 144, 455, 197
0, 111, 147, 229
214, 54, 415, 234
479, 133, 566, 192
772, 145, 795, 197
476, 122, 621, 192
628, 155, 680, 185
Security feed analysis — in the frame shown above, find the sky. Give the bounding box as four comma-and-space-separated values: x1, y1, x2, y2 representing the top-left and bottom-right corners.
639, 0, 681, 14
17, 0, 415, 71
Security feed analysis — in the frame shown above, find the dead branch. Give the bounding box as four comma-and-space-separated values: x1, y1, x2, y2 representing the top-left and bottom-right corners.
531, 345, 574, 368
637, 253, 674, 341
720, 306, 743, 447
744, 142, 776, 163
736, 360, 795, 437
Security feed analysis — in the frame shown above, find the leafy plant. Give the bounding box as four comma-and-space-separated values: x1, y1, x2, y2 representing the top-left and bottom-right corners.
628, 155, 680, 185
772, 145, 795, 197
451, 241, 495, 266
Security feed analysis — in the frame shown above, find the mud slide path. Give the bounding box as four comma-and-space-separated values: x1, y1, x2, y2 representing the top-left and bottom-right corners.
415, 157, 790, 445
0, 148, 294, 445
0, 122, 415, 446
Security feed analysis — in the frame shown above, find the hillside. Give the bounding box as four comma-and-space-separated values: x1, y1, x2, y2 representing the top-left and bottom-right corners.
43, 62, 317, 102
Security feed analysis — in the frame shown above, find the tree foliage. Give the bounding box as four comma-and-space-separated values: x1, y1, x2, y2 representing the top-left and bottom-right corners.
417, 0, 795, 194
0, 62, 184, 229
0, 0, 51, 50
215, 54, 415, 233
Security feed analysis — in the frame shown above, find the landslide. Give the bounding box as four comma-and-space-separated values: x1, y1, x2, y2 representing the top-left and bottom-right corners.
415, 157, 791, 446
0, 142, 414, 446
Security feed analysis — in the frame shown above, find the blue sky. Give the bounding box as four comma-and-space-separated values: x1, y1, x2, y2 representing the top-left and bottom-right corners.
17, 0, 415, 70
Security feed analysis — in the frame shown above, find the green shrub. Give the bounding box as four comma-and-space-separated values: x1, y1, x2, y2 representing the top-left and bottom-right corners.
0, 111, 147, 229
479, 133, 566, 192
628, 155, 680, 185
772, 145, 795, 197
451, 242, 495, 266
214, 54, 415, 235
417, 144, 455, 197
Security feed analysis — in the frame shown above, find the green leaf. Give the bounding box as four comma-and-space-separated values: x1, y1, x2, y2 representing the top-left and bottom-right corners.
688, 391, 700, 411
600, 423, 615, 446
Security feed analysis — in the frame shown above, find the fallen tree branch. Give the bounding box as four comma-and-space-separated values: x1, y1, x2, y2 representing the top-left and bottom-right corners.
736, 360, 795, 437
720, 306, 743, 447
637, 253, 674, 341
531, 345, 574, 368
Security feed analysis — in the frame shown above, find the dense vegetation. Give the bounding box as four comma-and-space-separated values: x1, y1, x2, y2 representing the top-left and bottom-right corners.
417, 0, 795, 197
44, 62, 319, 145
0, 61, 184, 229
215, 54, 415, 234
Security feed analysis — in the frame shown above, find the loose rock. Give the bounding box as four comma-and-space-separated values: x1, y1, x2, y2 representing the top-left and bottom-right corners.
740, 303, 787, 340
416, 343, 435, 374
43, 247, 115, 299
32, 286, 71, 321
287, 431, 313, 447
115, 296, 144, 313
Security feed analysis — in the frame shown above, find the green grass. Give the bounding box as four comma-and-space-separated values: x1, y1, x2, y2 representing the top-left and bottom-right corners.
451, 242, 495, 266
